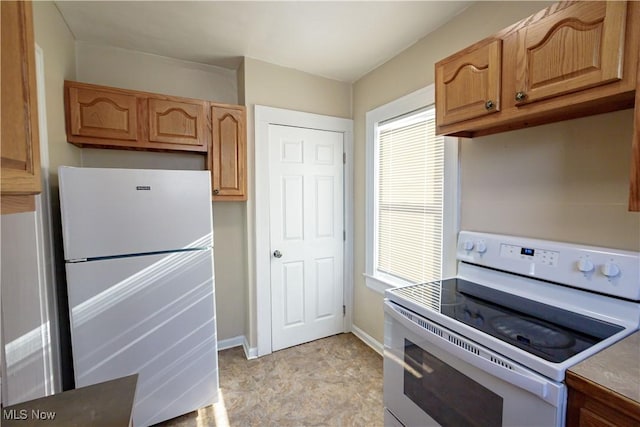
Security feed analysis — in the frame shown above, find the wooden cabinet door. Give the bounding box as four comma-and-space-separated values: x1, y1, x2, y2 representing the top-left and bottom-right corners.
210, 104, 246, 201
513, 1, 627, 106
148, 98, 206, 148
67, 85, 138, 141
436, 38, 502, 127
1, 0, 41, 199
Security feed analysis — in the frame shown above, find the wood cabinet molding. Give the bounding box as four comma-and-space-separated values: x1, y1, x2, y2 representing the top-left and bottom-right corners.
1, 0, 41, 214
64, 81, 209, 153
1, 195, 36, 215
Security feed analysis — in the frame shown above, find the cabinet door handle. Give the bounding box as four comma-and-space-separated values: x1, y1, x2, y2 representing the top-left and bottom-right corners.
515, 91, 527, 102
213, 188, 220, 195
485, 100, 495, 110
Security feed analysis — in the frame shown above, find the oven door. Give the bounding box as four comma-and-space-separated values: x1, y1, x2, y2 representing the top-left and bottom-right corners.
383, 300, 566, 427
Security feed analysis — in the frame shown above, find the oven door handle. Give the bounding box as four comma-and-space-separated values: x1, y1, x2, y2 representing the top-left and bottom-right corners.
384, 301, 561, 406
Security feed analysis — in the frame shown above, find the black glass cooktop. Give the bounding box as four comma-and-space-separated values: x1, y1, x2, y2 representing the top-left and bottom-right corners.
392, 278, 624, 363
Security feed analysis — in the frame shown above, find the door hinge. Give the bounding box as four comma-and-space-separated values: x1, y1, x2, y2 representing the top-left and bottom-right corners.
343, 305, 346, 316
343, 152, 346, 164
343, 230, 346, 241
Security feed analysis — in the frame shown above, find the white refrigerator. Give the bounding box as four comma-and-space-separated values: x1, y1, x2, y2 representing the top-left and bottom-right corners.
58, 166, 219, 426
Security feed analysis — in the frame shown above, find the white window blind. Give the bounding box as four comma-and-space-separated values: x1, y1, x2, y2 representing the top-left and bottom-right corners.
376, 107, 444, 285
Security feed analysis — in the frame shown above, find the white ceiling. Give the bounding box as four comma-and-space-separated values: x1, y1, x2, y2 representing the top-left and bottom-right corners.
54, 1, 472, 83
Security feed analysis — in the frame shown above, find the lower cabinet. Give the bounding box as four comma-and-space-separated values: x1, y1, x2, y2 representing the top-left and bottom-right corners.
566, 371, 640, 427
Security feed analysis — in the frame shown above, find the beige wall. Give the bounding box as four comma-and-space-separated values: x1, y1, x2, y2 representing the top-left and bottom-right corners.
74, 43, 246, 342
352, 1, 639, 345
34, 2, 81, 177
241, 57, 352, 347
461, 109, 637, 249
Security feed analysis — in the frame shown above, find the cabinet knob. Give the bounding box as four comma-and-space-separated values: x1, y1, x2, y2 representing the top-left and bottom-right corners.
485, 100, 495, 110
213, 188, 220, 195
515, 91, 527, 102
273, 250, 283, 258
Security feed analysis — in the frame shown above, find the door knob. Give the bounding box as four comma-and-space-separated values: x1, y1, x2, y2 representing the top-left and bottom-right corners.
273, 250, 283, 258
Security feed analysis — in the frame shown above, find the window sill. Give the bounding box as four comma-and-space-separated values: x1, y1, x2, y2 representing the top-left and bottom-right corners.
363, 273, 398, 295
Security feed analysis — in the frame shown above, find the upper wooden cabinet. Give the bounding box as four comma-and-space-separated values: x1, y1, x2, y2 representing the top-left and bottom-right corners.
65, 81, 209, 153
68, 85, 138, 141
436, 1, 639, 137
210, 104, 247, 201
512, 1, 627, 106
1, 0, 41, 214
147, 98, 207, 147
436, 39, 502, 126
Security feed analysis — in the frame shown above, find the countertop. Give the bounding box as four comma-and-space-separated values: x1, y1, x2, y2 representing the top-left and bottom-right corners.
1, 374, 137, 426
568, 331, 640, 403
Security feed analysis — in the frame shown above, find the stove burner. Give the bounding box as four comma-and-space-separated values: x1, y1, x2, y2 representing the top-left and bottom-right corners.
490, 316, 575, 349
388, 278, 625, 363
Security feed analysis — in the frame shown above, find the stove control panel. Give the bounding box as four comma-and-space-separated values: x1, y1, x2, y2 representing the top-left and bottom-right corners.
458, 231, 640, 301
499, 243, 559, 267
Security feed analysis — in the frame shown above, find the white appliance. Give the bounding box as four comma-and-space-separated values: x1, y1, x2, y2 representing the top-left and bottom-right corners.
58, 166, 219, 427
384, 231, 640, 427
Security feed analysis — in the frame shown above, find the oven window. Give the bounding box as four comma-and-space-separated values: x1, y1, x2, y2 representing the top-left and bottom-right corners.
404, 339, 503, 427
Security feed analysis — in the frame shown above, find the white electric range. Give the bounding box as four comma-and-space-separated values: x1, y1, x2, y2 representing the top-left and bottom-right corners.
383, 231, 640, 427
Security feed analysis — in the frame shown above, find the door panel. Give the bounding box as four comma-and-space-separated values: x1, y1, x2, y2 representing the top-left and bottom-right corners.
282, 176, 304, 240
269, 125, 344, 351
283, 261, 305, 326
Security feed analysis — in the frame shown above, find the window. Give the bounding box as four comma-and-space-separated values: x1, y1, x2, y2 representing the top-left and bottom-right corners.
365, 85, 458, 293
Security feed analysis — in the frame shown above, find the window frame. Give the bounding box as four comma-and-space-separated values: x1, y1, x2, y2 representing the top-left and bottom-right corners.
364, 85, 460, 294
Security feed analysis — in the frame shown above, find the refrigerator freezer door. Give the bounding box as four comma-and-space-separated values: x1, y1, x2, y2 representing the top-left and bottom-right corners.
59, 167, 213, 260
66, 249, 218, 426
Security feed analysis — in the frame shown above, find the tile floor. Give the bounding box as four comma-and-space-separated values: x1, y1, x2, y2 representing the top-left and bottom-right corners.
157, 333, 383, 427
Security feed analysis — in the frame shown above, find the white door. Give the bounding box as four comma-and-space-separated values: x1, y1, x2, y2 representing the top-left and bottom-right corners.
269, 124, 344, 351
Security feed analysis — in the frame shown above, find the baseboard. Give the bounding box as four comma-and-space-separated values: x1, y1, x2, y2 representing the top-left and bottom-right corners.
217, 336, 245, 351
221, 331, 378, 360
351, 324, 384, 356
217, 335, 258, 360
242, 337, 258, 360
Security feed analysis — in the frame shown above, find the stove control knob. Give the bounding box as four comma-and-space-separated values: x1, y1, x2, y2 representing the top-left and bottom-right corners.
577, 258, 594, 273
600, 262, 620, 278
463, 240, 474, 251
475, 241, 487, 254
